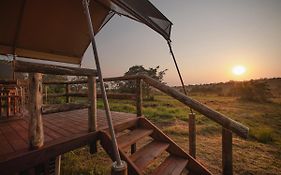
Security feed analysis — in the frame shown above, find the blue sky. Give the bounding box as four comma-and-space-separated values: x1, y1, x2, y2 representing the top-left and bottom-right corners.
82, 0, 281, 85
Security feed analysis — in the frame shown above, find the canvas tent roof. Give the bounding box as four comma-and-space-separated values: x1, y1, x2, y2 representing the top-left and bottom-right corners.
0, 0, 172, 65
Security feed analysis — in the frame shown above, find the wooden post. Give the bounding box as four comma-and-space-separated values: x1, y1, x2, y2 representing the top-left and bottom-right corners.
136, 78, 143, 117
28, 73, 44, 149
0, 93, 2, 116
88, 75, 97, 153
65, 84, 70, 103
131, 78, 143, 154
13, 95, 16, 115
55, 155, 61, 175
189, 113, 196, 158
45, 86, 48, 104
222, 128, 233, 175
6, 91, 10, 117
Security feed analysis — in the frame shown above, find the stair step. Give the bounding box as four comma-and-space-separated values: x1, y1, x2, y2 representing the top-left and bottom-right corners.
130, 140, 169, 171
152, 155, 188, 175
117, 128, 153, 149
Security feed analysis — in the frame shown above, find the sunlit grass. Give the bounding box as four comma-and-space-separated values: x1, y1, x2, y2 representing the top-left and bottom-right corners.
61, 94, 281, 174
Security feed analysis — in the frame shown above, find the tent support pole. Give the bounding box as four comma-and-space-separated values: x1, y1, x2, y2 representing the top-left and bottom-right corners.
82, 0, 127, 172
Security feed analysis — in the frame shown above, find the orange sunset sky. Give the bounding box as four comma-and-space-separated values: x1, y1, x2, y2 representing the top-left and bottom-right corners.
82, 0, 281, 85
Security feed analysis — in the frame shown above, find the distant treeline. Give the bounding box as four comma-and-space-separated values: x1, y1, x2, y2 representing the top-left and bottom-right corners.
176, 78, 281, 102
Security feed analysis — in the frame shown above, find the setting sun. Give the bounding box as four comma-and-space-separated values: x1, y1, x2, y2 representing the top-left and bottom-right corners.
232, 65, 246, 75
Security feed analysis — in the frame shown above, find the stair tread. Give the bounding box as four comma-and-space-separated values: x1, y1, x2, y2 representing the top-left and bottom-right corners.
117, 128, 153, 149
130, 140, 169, 170
152, 155, 188, 175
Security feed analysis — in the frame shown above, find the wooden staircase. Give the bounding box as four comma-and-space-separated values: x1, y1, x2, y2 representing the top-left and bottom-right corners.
100, 117, 212, 175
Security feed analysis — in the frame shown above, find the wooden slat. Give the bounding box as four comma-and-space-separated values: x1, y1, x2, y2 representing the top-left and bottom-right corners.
117, 128, 153, 149
152, 155, 188, 175
130, 140, 169, 170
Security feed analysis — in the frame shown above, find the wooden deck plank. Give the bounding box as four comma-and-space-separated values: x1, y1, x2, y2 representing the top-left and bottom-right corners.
0, 130, 14, 156
0, 108, 136, 172
0, 125, 28, 151
130, 141, 169, 171
151, 155, 188, 175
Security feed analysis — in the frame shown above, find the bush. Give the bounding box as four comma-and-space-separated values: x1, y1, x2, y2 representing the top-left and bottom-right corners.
250, 128, 274, 144
229, 81, 272, 102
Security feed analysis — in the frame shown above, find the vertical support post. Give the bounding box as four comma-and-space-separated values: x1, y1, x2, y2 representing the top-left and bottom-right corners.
136, 78, 143, 117
13, 95, 16, 115
28, 73, 44, 149
222, 128, 233, 175
83, 0, 125, 171
6, 91, 10, 117
131, 78, 143, 154
0, 93, 2, 116
189, 113, 196, 158
45, 86, 48, 104
55, 155, 61, 175
88, 75, 97, 153
65, 84, 70, 103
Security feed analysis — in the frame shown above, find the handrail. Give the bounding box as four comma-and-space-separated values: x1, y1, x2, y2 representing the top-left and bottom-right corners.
43, 74, 249, 138
139, 75, 249, 139
97, 75, 249, 138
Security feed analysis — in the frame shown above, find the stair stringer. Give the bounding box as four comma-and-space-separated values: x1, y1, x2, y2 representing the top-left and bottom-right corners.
138, 117, 213, 175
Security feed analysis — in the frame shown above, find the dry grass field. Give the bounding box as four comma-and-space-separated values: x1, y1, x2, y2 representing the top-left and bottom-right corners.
61, 94, 281, 175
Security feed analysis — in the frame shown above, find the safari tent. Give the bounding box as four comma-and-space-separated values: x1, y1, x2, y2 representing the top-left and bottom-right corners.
0, 1, 248, 175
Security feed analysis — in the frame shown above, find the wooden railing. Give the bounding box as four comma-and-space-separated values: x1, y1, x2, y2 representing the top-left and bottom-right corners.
0, 80, 24, 119
43, 74, 249, 175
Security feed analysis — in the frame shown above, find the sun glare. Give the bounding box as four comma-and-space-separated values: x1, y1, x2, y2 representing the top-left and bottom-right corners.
232, 65, 246, 76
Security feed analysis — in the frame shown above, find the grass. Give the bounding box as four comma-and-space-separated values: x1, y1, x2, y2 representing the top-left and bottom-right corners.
61, 94, 281, 175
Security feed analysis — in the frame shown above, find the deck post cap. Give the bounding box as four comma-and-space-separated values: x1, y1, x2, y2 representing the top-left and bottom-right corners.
111, 161, 127, 175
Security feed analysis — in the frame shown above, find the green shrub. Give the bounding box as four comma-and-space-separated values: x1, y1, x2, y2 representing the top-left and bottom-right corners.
250, 128, 274, 144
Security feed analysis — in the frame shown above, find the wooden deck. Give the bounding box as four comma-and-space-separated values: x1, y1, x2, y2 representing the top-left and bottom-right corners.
0, 109, 136, 174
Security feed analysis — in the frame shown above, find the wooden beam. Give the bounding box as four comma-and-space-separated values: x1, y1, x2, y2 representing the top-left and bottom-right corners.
222, 128, 233, 175
15, 48, 81, 65
14, 60, 97, 76
42, 103, 89, 114
28, 73, 44, 149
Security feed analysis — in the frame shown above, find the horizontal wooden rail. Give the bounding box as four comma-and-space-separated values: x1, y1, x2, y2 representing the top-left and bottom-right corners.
43, 75, 140, 85
42, 103, 88, 114
43, 92, 135, 100
14, 60, 97, 76
44, 74, 248, 138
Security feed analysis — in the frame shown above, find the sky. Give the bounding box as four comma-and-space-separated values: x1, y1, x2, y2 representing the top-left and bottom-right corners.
82, 0, 281, 85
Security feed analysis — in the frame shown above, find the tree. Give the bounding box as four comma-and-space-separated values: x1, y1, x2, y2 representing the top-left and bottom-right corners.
117, 65, 167, 99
